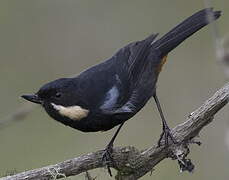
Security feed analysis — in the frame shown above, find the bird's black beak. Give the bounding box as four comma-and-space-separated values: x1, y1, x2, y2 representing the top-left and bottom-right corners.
21, 94, 43, 104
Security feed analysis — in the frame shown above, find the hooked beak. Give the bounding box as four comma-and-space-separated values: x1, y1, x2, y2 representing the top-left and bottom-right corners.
21, 94, 43, 104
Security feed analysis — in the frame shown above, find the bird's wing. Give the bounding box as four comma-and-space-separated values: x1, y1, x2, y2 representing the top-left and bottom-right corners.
77, 34, 160, 118
100, 34, 160, 117
119, 34, 159, 84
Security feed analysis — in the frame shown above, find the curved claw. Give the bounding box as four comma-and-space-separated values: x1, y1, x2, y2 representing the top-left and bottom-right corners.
102, 145, 115, 177
158, 126, 177, 147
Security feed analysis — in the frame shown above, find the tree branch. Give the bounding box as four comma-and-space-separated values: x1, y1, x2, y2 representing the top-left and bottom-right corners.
1, 83, 229, 180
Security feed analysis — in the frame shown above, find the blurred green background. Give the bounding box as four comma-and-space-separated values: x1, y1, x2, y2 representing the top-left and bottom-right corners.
0, 0, 228, 179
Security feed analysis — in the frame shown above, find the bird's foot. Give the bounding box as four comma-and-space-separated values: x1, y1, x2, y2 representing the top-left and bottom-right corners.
102, 143, 115, 177
158, 125, 177, 147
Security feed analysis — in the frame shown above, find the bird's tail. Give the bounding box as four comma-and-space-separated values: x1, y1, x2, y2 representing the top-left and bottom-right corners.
152, 8, 221, 57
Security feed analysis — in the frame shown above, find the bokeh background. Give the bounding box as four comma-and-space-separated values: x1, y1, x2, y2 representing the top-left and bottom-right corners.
1, 0, 228, 179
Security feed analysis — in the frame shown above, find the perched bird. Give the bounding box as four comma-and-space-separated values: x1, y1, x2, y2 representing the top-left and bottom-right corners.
22, 8, 221, 176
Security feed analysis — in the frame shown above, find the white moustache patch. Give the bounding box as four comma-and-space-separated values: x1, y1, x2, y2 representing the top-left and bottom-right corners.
51, 103, 89, 121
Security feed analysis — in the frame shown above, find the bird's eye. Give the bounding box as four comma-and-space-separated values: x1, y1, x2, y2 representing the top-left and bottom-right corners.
55, 92, 61, 98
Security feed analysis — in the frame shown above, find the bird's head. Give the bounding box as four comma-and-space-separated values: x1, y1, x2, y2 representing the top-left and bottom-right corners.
21, 78, 89, 122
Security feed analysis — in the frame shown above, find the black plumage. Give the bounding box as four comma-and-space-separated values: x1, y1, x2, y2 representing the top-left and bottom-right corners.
22, 8, 221, 176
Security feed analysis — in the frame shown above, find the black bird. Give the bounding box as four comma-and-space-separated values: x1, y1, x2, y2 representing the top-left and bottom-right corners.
22, 8, 221, 176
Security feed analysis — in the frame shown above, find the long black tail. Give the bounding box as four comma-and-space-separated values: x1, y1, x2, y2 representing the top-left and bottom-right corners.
152, 8, 221, 57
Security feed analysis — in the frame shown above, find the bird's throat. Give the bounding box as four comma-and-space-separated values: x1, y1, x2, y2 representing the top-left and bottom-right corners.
51, 103, 89, 121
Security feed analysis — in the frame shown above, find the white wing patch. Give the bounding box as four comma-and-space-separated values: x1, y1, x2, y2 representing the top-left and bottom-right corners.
100, 85, 119, 110
51, 103, 89, 121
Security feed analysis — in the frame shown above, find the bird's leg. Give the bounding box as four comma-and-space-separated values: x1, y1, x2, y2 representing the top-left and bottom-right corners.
153, 93, 177, 147
102, 123, 124, 177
